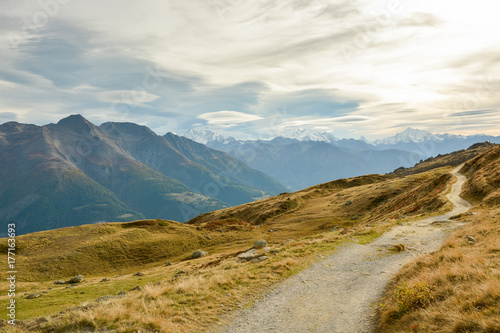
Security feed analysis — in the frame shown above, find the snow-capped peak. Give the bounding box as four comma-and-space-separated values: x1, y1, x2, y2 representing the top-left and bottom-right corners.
374, 128, 440, 145
183, 128, 226, 144
280, 128, 338, 143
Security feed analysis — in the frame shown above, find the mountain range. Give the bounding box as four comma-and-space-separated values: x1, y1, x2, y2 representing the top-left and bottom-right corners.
185, 127, 500, 154
184, 127, 500, 190
0, 115, 286, 234
3, 115, 498, 235
372, 128, 500, 155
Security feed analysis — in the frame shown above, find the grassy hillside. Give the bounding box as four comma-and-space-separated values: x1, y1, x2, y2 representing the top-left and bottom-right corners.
0, 218, 259, 282
460, 145, 500, 206
0, 166, 457, 332
189, 168, 453, 240
377, 145, 500, 332
392, 142, 498, 176
377, 207, 500, 333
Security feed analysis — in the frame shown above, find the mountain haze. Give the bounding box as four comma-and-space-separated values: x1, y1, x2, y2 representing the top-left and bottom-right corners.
184, 127, 500, 190
373, 128, 500, 156
187, 133, 424, 190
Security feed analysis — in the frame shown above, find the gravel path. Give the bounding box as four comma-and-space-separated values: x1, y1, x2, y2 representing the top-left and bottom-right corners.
214, 166, 472, 333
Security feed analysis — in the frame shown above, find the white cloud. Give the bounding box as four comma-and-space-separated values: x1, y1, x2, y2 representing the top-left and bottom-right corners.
275, 115, 376, 130
0, 0, 499, 139
198, 111, 263, 124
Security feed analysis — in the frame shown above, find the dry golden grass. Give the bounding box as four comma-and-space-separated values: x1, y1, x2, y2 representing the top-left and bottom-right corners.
190, 168, 454, 242
461, 146, 500, 207
377, 145, 500, 332
377, 208, 500, 333
0, 219, 261, 282
0, 236, 345, 333
393, 142, 498, 176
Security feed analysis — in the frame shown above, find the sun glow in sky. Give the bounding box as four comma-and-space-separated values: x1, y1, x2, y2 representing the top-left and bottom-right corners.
0, 0, 499, 139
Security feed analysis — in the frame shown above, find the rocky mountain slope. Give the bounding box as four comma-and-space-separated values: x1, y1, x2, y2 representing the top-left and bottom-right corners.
0, 115, 285, 234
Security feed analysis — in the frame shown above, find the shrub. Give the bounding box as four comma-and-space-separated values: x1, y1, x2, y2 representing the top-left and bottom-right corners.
394, 282, 434, 314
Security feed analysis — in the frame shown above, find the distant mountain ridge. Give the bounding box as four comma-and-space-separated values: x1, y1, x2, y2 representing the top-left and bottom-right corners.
0, 115, 286, 234
373, 128, 500, 156
183, 127, 499, 191
184, 127, 340, 145
185, 127, 500, 152
373, 128, 442, 144
184, 131, 424, 190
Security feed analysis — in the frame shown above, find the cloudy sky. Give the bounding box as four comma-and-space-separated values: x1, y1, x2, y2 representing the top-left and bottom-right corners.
1, 0, 499, 139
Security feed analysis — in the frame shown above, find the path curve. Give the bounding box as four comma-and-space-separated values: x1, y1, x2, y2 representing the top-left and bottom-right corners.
214, 166, 472, 333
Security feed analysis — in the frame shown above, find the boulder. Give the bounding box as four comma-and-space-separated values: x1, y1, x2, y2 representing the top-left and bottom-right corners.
54, 280, 65, 285
253, 239, 267, 249
237, 249, 259, 261
68, 275, 84, 284
345, 200, 352, 206
174, 270, 186, 278
130, 286, 143, 291
133, 272, 144, 276
95, 295, 122, 302
250, 255, 268, 263
191, 250, 208, 259
26, 293, 40, 299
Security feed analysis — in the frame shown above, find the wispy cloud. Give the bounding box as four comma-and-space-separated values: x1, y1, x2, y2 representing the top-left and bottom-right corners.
0, 0, 498, 139
198, 111, 264, 125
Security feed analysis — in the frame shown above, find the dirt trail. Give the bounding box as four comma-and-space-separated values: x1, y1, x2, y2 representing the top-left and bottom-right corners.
214, 166, 472, 333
